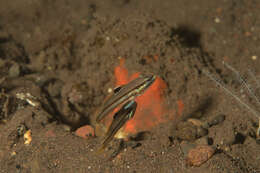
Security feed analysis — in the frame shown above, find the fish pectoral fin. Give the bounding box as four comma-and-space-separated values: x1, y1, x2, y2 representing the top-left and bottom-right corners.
100, 101, 137, 150
113, 100, 137, 120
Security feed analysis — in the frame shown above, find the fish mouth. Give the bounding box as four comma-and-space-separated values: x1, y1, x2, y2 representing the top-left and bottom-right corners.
140, 74, 156, 91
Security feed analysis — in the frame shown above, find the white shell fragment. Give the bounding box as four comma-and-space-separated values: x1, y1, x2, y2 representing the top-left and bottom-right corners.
16, 92, 40, 107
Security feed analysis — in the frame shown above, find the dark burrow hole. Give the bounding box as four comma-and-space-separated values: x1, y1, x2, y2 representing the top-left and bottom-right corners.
130, 131, 151, 141
233, 132, 246, 144
208, 137, 214, 145
170, 25, 201, 48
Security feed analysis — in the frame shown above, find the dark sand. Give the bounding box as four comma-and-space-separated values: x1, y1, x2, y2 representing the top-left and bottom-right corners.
0, 1, 260, 172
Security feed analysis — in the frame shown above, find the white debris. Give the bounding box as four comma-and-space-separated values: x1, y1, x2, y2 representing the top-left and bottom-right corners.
16, 92, 40, 107
214, 17, 220, 23
24, 130, 32, 145
105, 36, 110, 41
108, 88, 113, 93
252, 55, 257, 60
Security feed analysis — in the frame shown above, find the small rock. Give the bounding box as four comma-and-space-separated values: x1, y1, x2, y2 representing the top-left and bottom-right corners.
256, 139, 260, 145
107, 88, 113, 93
65, 83, 92, 105
175, 121, 197, 141
196, 127, 208, 138
17, 124, 27, 137
8, 63, 20, 78
62, 124, 72, 132
75, 125, 95, 139
223, 146, 231, 152
24, 130, 32, 145
68, 87, 84, 104
186, 145, 215, 166
159, 134, 171, 147
47, 80, 64, 97
180, 141, 196, 156
223, 131, 236, 145
201, 122, 210, 129
252, 55, 257, 60
213, 123, 236, 146
174, 121, 207, 141
187, 118, 204, 126
10, 151, 16, 156
195, 137, 209, 145
208, 114, 225, 127
45, 130, 56, 138
214, 17, 221, 23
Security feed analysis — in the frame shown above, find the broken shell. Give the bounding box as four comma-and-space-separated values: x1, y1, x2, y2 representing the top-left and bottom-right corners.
24, 130, 32, 145
16, 92, 40, 107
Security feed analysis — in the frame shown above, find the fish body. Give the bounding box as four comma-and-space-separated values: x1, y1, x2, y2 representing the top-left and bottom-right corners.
99, 100, 137, 151
95, 74, 156, 123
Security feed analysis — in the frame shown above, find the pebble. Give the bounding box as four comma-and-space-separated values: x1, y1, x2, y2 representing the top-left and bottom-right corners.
252, 55, 257, 60
247, 128, 256, 138
105, 36, 110, 41
187, 118, 203, 126
11, 151, 16, 156
108, 88, 113, 93
224, 146, 231, 152
159, 134, 171, 147
196, 127, 208, 138
8, 63, 20, 78
195, 137, 209, 145
214, 17, 221, 23
47, 80, 64, 97
186, 145, 215, 166
45, 130, 56, 138
175, 121, 197, 141
180, 141, 196, 156
174, 121, 208, 141
221, 130, 236, 145
208, 114, 225, 127
75, 125, 95, 139
62, 124, 72, 132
